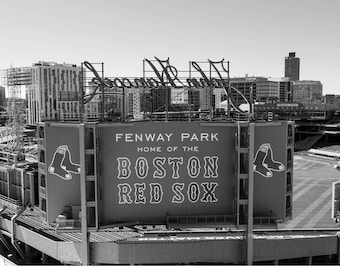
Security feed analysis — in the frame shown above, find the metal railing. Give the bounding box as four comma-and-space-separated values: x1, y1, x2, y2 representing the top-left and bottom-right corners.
56, 218, 81, 230
167, 214, 235, 228
253, 211, 278, 229
0, 194, 22, 210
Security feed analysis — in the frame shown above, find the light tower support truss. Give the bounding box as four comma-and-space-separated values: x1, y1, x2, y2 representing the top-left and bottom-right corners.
1, 67, 32, 152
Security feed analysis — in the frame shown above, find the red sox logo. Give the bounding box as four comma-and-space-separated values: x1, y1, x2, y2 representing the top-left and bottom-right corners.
48, 145, 80, 180
253, 143, 285, 178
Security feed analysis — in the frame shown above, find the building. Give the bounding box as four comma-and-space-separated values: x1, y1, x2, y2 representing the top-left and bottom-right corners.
292, 80, 323, 103
0, 86, 6, 125
285, 52, 300, 81
325, 94, 336, 105
255, 80, 280, 102
25, 119, 293, 264
229, 77, 293, 105
27, 61, 82, 124
268, 77, 293, 102
279, 80, 293, 102
0, 86, 5, 107
229, 77, 257, 105
0, 150, 38, 208
325, 95, 340, 112
254, 102, 335, 122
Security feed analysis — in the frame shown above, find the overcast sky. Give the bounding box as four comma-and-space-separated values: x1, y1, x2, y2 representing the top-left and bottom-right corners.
0, 0, 339, 94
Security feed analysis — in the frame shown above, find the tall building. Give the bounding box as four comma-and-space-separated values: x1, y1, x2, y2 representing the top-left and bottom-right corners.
285, 52, 300, 81
292, 80, 323, 103
28, 61, 82, 124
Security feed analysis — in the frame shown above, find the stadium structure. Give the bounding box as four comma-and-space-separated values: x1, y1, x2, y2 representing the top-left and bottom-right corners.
0, 58, 339, 265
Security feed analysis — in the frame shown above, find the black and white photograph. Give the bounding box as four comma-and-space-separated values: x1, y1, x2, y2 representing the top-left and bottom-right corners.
0, 0, 339, 266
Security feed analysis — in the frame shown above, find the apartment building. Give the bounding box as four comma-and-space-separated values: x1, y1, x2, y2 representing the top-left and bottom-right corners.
27, 61, 81, 124
292, 80, 323, 103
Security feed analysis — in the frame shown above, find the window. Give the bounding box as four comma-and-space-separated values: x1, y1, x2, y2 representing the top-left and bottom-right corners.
286, 171, 292, 193
287, 171, 292, 186
86, 181, 96, 202
240, 153, 249, 174
87, 207, 96, 227
40, 174, 46, 188
85, 154, 95, 176
39, 150, 45, 163
287, 148, 292, 162
286, 195, 292, 217
41, 198, 47, 212
85, 128, 94, 149
0, 182, 8, 196
240, 178, 248, 200
240, 127, 249, 147
238, 204, 247, 225
38, 126, 44, 138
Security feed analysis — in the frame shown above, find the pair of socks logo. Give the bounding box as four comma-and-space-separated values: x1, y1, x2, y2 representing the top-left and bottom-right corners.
48, 145, 80, 180
253, 143, 285, 178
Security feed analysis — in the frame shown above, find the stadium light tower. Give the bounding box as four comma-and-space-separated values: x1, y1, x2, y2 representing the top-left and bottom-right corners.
2, 66, 32, 153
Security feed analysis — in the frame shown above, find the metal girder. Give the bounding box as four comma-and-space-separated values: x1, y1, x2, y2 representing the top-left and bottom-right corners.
0, 206, 11, 250
10, 207, 26, 259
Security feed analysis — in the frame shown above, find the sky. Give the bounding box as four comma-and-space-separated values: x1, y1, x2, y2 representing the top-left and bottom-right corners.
0, 0, 339, 95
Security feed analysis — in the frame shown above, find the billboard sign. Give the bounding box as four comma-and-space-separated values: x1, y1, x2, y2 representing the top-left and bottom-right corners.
99, 122, 236, 223
253, 143, 285, 178
45, 125, 81, 223
83, 58, 249, 114
253, 123, 289, 219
